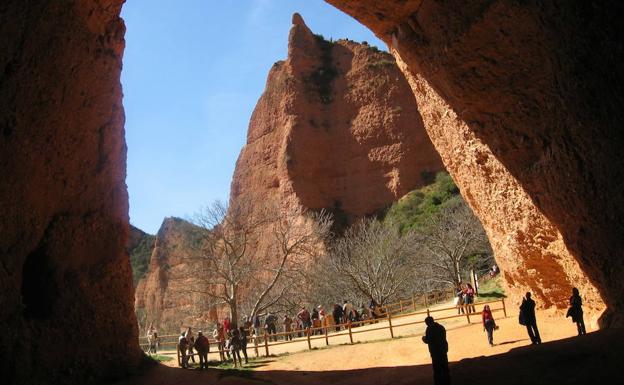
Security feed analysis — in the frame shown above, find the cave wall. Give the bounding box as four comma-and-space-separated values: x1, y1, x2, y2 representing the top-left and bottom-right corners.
0, 1, 141, 384
326, 0, 623, 324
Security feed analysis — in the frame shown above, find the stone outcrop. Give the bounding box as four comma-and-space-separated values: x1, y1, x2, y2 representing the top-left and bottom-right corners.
325, 0, 623, 323
230, 13, 444, 227
126, 225, 156, 286
0, 1, 141, 384
134, 218, 224, 332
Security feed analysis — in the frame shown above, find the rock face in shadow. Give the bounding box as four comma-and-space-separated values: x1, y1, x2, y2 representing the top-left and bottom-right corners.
230, 13, 444, 228
0, 1, 141, 384
325, 0, 622, 322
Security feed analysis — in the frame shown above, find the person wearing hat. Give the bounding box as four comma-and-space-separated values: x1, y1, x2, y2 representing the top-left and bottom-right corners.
194, 331, 210, 370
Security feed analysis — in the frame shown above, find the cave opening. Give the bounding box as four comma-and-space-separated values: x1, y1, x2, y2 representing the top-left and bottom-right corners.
21, 242, 57, 320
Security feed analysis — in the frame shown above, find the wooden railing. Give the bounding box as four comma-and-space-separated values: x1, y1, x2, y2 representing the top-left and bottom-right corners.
160, 297, 507, 367
138, 289, 453, 352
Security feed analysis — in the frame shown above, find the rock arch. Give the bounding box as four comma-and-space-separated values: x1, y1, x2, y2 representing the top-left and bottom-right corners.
0, 1, 622, 384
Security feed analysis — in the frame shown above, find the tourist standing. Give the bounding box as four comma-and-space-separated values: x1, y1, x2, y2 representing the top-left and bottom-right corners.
265, 312, 278, 341
482, 305, 496, 346
178, 332, 189, 368
422, 316, 450, 385
238, 326, 249, 364
253, 314, 261, 337
454, 286, 465, 315
332, 304, 344, 331
213, 322, 226, 361
297, 306, 312, 330
568, 287, 587, 335
223, 316, 232, 335
464, 283, 476, 313
283, 314, 293, 340
194, 331, 210, 370
229, 329, 243, 368
185, 327, 195, 364
519, 292, 541, 344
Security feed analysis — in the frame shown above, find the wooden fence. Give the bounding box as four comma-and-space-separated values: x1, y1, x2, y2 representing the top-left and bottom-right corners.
149, 296, 507, 367
138, 289, 453, 352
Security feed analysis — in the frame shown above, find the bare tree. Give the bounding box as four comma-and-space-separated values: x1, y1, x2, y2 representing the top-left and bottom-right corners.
184, 199, 332, 324
315, 218, 421, 306
414, 197, 491, 287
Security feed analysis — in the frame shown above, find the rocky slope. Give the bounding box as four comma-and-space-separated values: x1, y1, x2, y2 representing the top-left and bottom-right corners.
133, 217, 223, 332
325, 0, 614, 320
127, 225, 155, 286
230, 13, 443, 228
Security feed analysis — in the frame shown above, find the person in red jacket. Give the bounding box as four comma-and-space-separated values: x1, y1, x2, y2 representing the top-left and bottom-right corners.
223, 316, 232, 334
482, 304, 496, 346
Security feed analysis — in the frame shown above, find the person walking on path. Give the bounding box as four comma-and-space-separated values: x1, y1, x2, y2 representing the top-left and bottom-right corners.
238, 326, 249, 364
178, 332, 189, 368
567, 287, 587, 335
194, 331, 210, 370
519, 292, 542, 344
482, 305, 497, 346
422, 316, 450, 385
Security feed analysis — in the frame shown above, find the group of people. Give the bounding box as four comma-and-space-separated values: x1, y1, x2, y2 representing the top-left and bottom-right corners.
453, 283, 476, 314
423, 287, 588, 385
176, 320, 250, 369
249, 298, 387, 342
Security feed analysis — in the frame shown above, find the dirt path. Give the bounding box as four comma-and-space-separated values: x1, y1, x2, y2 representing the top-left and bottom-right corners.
114, 306, 624, 385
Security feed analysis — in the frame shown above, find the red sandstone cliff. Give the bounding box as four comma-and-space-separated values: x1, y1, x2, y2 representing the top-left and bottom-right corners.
134, 14, 444, 331
134, 217, 222, 332
230, 13, 443, 225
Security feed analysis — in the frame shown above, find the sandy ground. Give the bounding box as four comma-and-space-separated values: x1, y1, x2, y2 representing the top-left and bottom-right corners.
114, 303, 624, 385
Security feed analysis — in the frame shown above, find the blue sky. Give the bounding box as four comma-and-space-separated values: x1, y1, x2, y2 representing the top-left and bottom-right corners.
122, 0, 385, 234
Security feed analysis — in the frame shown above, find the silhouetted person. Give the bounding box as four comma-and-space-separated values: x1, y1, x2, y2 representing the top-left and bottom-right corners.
422, 316, 450, 385
194, 331, 210, 370
332, 304, 344, 331
567, 287, 587, 335
482, 304, 496, 346
519, 292, 541, 344
239, 326, 249, 364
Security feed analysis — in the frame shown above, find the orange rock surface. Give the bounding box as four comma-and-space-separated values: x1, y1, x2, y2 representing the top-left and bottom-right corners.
325, 0, 618, 321
230, 13, 443, 224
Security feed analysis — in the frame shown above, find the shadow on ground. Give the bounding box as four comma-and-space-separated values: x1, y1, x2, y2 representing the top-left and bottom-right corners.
115, 329, 624, 385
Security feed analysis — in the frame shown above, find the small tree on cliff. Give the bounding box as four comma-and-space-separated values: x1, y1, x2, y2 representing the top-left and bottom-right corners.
414, 197, 492, 287
185, 199, 332, 324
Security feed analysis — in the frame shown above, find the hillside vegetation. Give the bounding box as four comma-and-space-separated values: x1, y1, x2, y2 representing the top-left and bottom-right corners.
383, 171, 460, 232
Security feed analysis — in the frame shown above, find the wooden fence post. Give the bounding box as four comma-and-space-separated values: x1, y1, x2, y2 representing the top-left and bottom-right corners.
412, 295, 416, 311
502, 298, 507, 317
254, 334, 259, 357
348, 321, 353, 344
325, 325, 329, 346
306, 327, 312, 350
466, 307, 471, 324
264, 331, 269, 357
424, 293, 429, 308
388, 312, 395, 339
176, 342, 181, 367
400, 299, 404, 313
